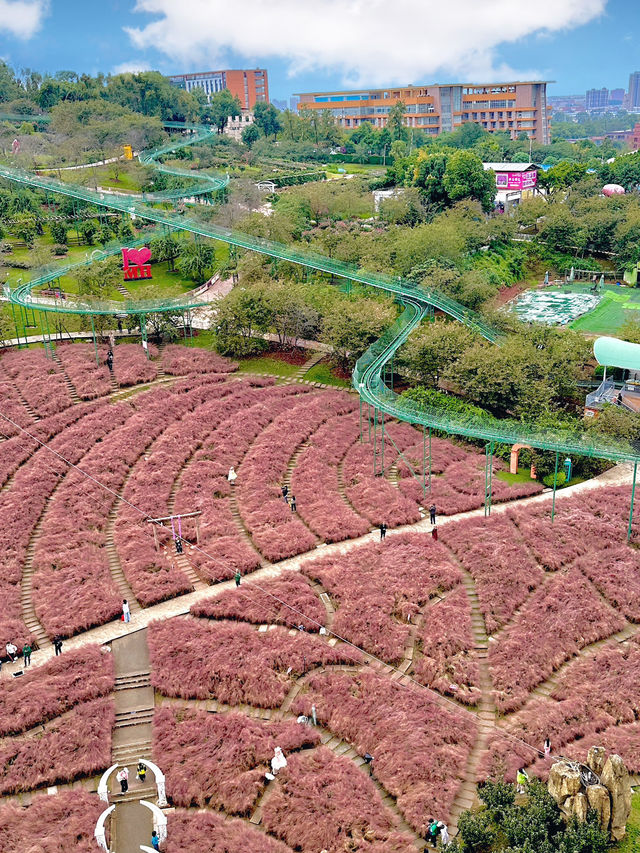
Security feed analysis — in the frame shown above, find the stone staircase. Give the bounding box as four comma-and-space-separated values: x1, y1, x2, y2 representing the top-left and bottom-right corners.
51, 351, 81, 404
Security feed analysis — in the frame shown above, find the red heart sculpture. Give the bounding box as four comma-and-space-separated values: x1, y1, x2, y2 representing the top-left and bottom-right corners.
125, 247, 151, 267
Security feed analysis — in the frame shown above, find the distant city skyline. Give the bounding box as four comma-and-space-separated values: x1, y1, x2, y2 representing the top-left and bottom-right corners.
0, 0, 638, 104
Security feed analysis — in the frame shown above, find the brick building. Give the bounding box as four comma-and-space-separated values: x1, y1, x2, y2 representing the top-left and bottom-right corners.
296, 81, 551, 144
169, 69, 268, 110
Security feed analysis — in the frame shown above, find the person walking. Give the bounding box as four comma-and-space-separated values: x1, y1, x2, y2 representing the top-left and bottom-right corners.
5, 641, 17, 662
106, 350, 113, 372
379, 523, 387, 540
122, 599, 131, 623
137, 762, 147, 783
516, 767, 528, 793
439, 823, 451, 846
431, 525, 438, 542
53, 636, 63, 656
544, 737, 551, 759
235, 571, 241, 587
290, 495, 297, 512
116, 766, 129, 793
429, 504, 436, 524
150, 830, 160, 851
281, 484, 289, 504
428, 819, 441, 846
22, 643, 31, 667
227, 466, 237, 485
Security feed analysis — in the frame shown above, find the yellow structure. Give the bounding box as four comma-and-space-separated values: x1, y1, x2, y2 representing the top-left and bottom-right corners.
123, 145, 133, 161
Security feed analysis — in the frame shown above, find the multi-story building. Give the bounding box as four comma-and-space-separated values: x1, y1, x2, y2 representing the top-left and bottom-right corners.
296, 81, 551, 144
169, 68, 268, 110
610, 88, 625, 106
628, 72, 640, 111
585, 88, 609, 113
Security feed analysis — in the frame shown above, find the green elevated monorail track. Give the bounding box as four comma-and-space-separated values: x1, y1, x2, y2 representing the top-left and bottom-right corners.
1, 116, 638, 532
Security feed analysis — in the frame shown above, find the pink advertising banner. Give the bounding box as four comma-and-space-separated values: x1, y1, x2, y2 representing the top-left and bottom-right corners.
495, 170, 537, 190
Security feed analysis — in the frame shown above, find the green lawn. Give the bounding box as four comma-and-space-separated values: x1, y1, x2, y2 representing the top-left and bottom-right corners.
569, 286, 640, 335
614, 790, 640, 852
237, 354, 300, 377
495, 468, 536, 486
303, 359, 350, 387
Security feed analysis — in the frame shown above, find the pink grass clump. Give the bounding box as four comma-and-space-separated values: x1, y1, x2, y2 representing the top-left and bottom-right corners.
302, 533, 461, 664
167, 809, 294, 853
56, 343, 111, 399
442, 514, 544, 634
413, 585, 481, 705
291, 410, 371, 543
149, 616, 361, 708
110, 342, 158, 386
0, 380, 35, 435
154, 707, 320, 813
0, 790, 105, 853
1, 349, 72, 416
171, 384, 313, 581
291, 669, 476, 831
0, 697, 114, 795
488, 567, 625, 713
191, 572, 327, 630
261, 746, 418, 853
572, 544, 640, 622
236, 391, 355, 561
0, 645, 114, 736
162, 343, 238, 375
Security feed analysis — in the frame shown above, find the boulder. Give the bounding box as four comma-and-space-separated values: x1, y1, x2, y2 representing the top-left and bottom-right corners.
548, 763, 582, 802
569, 792, 588, 823
587, 746, 607, 778
586, 784, 611, 831
601, 754, 631, 841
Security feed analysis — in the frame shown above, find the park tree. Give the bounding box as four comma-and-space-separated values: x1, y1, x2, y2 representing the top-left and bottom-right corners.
176, 240, 216, 282
386, 101, 408, 142
215, 286, 273, 356
400, 320, 475, 386
322, 297, 395, 368
150, 233, 180, 272
443, 150, 495, 212
412, 149, 450, 209
79, 220, 98, 245
264, 281, 320, 348
11, 212, 37, 246
253, 102, 281, 140
208, 90, 242, 134
50, 220, 68, 246
539, 206, 585, 253
242, 123, 261, 148
74, 257, 121, 297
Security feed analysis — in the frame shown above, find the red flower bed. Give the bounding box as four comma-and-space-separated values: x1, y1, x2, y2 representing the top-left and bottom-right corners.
442, 514, 544, 634
301, 533, 461, 663
413, 585, 481, 705
0, 645, 114, 736
1, 349, 72, 416
162, 343, 238, 375
291, 411, 371, 543
154, 707, 320, 812
56, 343, 111, 399
261, 746, 417, 853
488, 567, 624, 712
573, 544, 640, 621
0, 697, 114, 795
291, 669, 476, 831
236, 391, 355, 561
0, 403, 128, 646
191, 572, 326, 630
0, 790, 105, 853
174, 386, 314, 578
167, 809, 294, 853
148, 617, 361, 707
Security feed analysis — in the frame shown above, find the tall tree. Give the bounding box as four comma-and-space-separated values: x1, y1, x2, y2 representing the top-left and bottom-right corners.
386, 101, 408, 142
253, 102, 281, 140
207, 90, 242, 134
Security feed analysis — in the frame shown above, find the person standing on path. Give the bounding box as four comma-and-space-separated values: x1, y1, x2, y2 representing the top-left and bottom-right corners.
227, 466, 237, 486
379, 523, 387, 540
106, 350, 113, 372
429, 504, 436, 524
150, 830, 160, 851
282, 484, 289, 504
290, 495, 297, 512
235, 571, 241, 587
53, 637, 63, 656
5, 641, 17, 662
122, 599, 131, 623
431, 525, 438, 541
137, 762, 147, 783
22, 643, 31, 667
544, 737, 551, 759
116, 766, 129, 793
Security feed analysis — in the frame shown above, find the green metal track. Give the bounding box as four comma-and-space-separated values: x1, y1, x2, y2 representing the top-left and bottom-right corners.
1, 118, 639, 464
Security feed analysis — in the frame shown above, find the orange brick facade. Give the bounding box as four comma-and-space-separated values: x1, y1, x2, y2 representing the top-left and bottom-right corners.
169, 69, 268, 111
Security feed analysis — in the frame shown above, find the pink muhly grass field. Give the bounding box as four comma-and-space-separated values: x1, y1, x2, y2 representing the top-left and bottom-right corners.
109, 342, 159, 386
154, 707, 320, 813
0, 645, 114, 736
343, 443, 421, 528
488, 567, 624, 713
291, 411, 371, 543
413, 585, 481, 705
148, 617, 361, 708
0, 380, 36, 435
572, 545, 640, 621
162, 343, 238, 375
442, 514, 545, 635
0, 697, 114, 795
167, 809, 294, 853
55, 343, 111, 399
301, 533, 461, 664
191, 572, 327, 630
291, 669, 476, 831
1, 349, 72, 416
0, 790, 105, 853
261, 746, 417, 853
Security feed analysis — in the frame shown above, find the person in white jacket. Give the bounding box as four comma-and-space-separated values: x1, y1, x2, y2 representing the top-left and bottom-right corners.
228, 467, 237, 485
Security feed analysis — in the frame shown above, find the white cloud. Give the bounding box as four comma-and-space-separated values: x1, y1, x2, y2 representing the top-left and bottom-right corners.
112, 60, 152, 74
0, 0, 48, 39
125, 0, 606, 85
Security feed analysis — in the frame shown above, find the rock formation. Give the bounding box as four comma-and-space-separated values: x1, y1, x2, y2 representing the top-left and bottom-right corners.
547, 748, 631, 841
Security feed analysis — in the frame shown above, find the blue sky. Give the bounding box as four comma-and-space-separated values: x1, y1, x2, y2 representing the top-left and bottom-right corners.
0, 0, 638, 101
